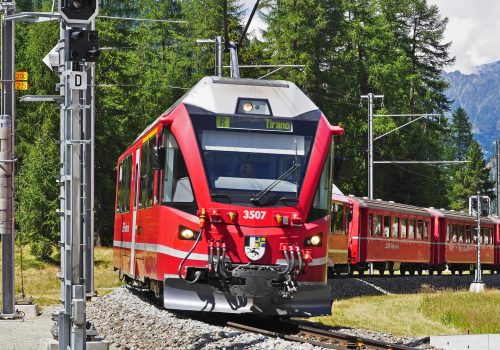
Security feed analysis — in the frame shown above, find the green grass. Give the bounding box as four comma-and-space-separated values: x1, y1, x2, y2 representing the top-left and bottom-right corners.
0, 245, 123, 306
314, 290, 500, 336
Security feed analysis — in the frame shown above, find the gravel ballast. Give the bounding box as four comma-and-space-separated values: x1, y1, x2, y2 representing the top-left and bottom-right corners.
87, 286, 447, 350
87, 287, 325, 350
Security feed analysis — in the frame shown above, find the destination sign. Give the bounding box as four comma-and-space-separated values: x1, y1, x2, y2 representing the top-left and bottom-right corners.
216, 116, 293, 132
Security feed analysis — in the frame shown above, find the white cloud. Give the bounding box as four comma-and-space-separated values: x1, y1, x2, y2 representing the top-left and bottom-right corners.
428, 0, 500, 74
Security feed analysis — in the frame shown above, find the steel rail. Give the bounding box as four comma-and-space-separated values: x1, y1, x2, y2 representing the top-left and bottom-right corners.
227, 320, 418, 350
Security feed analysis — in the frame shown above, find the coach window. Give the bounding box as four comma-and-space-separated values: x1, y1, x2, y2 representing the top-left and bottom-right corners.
401, 218, 407, 239
374, 215, 382, 236
452, 224, 458, 242
332, 203, 344, 234
458, 225, 464, 242
392, 217, 399, 238
465, 225, 471, 243
383, 216, 391, 238
139, 137, 155, 208
416, 220, 423, 240
408, 219, 415, 239
423, 221, 429, 240
161, 131, 197, 214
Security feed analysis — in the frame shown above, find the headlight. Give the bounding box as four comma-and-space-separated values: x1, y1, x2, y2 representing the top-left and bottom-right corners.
304, 234, 322, 247
179, 227, 196, 240
243, 102, 253, 112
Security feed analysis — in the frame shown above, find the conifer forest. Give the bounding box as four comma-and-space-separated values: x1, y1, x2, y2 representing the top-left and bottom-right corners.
10, 0, 495, 259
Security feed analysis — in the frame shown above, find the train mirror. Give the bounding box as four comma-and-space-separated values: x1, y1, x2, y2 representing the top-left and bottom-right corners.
153, 145, 165, 170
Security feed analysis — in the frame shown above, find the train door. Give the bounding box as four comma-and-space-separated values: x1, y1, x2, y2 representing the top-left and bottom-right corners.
115, 155, 133, 273
130, 148, 141, 276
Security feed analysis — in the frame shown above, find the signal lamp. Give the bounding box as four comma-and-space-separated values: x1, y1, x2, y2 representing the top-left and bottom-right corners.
179, 227, 196, 240
291, 214, 302, 226
227, 211, 238, 222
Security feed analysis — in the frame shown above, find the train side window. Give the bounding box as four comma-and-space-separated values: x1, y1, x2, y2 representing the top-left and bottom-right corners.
408, 219, 415, 239
383, 216, 391, 238
139, 137, 155, 208
332, 203, 344, 234
401, 218, 407, 239
374, 215, 382, 236
392, 217, 399, 238
447, 224, 450, 242
484, 229, 489, 245
416, 220, 423, 240
369, 214, 373, 236
423, 221, 429, 240
161, 132, 197, 214
117, 161, 124, 212
452, 224, 458, 243
458, 225, 464, 242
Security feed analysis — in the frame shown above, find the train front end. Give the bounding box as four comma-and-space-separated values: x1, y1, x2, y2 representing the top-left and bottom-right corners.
162, 77, 342, 316
115, 76, 343, 317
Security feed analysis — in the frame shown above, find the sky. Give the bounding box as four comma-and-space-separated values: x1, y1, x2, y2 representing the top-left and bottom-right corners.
242, 0, 500, 75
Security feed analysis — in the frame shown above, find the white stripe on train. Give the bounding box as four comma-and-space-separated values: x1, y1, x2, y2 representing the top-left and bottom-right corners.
113, 240, 327, 266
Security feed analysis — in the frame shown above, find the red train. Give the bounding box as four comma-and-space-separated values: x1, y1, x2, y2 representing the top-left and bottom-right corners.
113, 76, 343, 316
329, 194, 500, 275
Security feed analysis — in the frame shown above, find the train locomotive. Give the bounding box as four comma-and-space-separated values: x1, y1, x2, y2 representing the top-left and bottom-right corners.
113, 76, 343, 316
329, 194, 500, 275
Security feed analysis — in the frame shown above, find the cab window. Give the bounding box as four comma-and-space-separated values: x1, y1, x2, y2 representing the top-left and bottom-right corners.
161, 131, 197, 214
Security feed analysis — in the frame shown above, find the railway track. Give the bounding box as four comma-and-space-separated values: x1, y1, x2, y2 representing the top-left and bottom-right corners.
227, 319, 419, 350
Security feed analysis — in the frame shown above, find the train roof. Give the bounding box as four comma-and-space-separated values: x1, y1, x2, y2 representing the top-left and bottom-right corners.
331, 194, 500, 224
332, 195, 432, 217
436, 209, 497, 225
134, 76, 320, 144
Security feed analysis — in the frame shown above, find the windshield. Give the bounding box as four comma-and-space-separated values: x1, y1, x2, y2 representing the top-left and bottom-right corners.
191, 113, 319, 206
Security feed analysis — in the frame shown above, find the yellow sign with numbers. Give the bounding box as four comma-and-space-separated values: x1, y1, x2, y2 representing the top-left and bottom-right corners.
15, 81, 29, 91
15, 71, 28, 81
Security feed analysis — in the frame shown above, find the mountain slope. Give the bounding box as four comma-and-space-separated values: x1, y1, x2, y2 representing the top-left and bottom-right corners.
443, 61, 500, 158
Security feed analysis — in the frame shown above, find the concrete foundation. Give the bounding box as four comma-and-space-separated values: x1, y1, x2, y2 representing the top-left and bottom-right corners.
39, 338, 109, 350
15, 303, 39, 318
430, 334, 500, 350
469, 282, 486, 293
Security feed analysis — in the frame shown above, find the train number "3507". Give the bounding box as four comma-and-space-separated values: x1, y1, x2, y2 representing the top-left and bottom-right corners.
243, 210, 267, 220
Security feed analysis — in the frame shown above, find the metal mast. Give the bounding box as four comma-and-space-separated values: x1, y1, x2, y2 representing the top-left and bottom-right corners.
0, 0, 17, 319
360, 93, 384, 199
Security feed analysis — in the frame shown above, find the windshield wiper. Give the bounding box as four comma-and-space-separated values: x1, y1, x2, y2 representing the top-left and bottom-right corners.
211, 193, 231, 202
250, 162, 300, 206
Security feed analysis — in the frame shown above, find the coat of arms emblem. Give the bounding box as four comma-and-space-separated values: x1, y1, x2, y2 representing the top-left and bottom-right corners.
244, 236, 266, 261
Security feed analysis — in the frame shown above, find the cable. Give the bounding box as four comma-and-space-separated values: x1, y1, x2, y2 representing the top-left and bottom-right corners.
177, 228, 203, 283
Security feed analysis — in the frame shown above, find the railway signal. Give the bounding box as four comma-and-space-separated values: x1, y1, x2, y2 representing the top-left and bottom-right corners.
469, 195, 490, 217
59, 0, 98, 25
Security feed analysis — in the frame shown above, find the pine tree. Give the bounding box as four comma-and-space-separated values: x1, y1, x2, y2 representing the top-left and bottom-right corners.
448, 107, 474, 160
448, 141, 495, 210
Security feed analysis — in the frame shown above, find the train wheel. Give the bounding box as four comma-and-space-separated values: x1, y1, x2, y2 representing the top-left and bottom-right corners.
378, 269, 385, 276
359, 269, 365, 276
410, 270, 415, 276
437, 270, 443, 275
389, 270, 395, 276
400, 269, 406, 276
429, 269, 434, 275
458, 270, 463, 275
